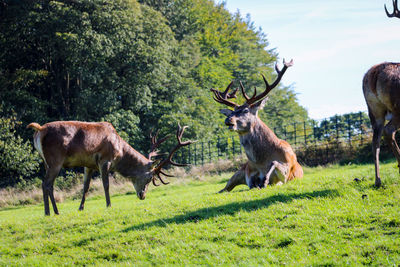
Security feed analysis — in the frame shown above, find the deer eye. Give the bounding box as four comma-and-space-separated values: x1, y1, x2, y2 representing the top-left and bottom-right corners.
243, 109, 249, 113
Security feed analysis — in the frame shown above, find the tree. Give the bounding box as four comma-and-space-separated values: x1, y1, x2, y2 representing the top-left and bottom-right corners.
0, 114, 40, 187
0, 0, 310, 188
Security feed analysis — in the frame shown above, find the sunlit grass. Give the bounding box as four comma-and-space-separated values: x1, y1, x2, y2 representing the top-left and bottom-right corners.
1, 162, 400, 265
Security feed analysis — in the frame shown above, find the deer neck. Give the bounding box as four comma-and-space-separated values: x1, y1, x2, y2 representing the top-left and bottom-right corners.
115, 141, 152, 178
239, 118, 279, 163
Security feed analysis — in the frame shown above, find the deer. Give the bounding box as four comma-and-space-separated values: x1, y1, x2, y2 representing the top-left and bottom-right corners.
211, 59, 303, 193
361, 0, 400, 187
27, 121, 194, 215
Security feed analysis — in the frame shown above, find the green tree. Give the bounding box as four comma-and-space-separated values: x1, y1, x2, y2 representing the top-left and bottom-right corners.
0, 115, 41, 187
0, 0, 310, 188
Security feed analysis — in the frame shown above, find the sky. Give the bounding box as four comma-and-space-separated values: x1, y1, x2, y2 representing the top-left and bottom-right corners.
223, 0, 400, 119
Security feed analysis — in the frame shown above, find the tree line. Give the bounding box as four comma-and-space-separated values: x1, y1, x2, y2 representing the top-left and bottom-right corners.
0, 0, 308, 187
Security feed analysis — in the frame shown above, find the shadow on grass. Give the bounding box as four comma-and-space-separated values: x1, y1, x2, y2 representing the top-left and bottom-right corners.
72, 189, 338, 247
121, 189, 339, 233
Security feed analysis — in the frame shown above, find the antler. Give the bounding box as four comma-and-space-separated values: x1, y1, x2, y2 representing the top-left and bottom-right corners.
148, 129, 171, 160
152, 124, 196, 186
244, 59, 293, 106
385, 0, 400, 18
210, 81, 239, 108
239, 81, 257, 102
211, 59, 293, 108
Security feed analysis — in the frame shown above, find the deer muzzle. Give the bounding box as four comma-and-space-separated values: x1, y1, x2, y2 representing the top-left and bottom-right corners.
225, 117, 235, 130
137, 190, 146, 200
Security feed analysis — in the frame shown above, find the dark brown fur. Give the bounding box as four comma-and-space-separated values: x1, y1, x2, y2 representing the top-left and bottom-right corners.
363, 62, 400, 187
28, 121, 154, 215
218, 102, 303, 192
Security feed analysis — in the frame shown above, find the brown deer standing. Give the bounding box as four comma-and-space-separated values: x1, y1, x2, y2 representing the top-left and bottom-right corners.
27, 121, 194, 215
211, 59, 303, 193
362, 0, 400, 187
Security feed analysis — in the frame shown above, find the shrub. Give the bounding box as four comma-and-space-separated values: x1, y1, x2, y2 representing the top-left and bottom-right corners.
0, 116, 41, 187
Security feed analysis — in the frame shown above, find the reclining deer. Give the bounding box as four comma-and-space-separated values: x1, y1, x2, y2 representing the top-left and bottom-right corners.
27, 121, 194, 215
362, 0, 400, 187
211, 59, 303, 192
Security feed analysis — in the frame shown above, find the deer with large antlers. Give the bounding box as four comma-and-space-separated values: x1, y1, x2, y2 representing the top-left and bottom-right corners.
362, 0, 400, 187
27, 121, 194, 215
211, 59, 303, 192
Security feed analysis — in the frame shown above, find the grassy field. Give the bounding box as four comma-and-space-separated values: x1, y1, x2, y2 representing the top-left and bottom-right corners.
1, 162, 400, 266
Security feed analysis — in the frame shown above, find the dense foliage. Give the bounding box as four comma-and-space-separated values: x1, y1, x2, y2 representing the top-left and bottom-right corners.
0, 114, 41, 187
0, 0, 308, 186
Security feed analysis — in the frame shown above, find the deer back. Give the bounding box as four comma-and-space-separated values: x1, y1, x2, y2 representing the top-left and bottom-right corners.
363, 63, 400, 114
29, 121, 135, 169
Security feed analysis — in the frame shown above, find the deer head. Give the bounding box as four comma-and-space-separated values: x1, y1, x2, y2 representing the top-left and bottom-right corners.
139, 124, 195, 195
210, 59, 293, 134
385, 0, 400, 18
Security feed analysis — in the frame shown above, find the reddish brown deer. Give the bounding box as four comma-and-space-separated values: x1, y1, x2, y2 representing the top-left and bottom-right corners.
362, 1, 400, 187
211, 59, 303, 192
363, 63, 400, 187
27, 121, 194, 215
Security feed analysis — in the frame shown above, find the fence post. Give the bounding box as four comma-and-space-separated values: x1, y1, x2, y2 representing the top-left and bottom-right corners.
304, 121, 307, 146
347, 115, 352, 145
335, 115, 339, 148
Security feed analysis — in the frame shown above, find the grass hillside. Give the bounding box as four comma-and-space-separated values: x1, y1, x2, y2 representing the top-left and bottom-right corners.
1, 162, 400, 266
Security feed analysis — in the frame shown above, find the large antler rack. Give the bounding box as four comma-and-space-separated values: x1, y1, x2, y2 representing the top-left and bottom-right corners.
151, 124, 196, 186
210, 81, 239, 108
385, 0, 400, 18
245, 59, 294, 106
210, 59, 293, 108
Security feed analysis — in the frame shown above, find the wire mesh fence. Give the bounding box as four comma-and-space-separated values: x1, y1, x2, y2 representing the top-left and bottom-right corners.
175, 111, 372, 166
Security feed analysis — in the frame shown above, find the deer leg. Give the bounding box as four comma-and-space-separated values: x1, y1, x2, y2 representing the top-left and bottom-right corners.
42, 181, 50, 216
43, 165, 61, 216
248, 175, 261, 189
367, 106, 385, 187
260, 162, 276, 188
79, 167, 95, 211
260, 161, 287, 188
384, 117, 400, 173
100, 161, 112, 207
372, 123, 384, 187
218, 168, 246, 193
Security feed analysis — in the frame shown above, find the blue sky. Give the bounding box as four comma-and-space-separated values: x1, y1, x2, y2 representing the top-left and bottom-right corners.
223, 0, 400, 119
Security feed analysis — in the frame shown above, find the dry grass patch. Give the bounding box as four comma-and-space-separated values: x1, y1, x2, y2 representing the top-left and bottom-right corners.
0, 157, 246, 208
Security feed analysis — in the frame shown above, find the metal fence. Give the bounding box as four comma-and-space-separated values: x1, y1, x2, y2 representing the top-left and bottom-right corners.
176, 111, 372, 166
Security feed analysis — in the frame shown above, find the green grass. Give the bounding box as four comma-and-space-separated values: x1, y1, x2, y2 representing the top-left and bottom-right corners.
1, 162, 400, 266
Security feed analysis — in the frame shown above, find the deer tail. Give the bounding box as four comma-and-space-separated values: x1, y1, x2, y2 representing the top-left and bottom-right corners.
27, 122, 43, 131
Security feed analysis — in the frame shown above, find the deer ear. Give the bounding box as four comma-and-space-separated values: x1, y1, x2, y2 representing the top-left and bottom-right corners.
250, 97, 268, 114
220, 109, 233, 117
